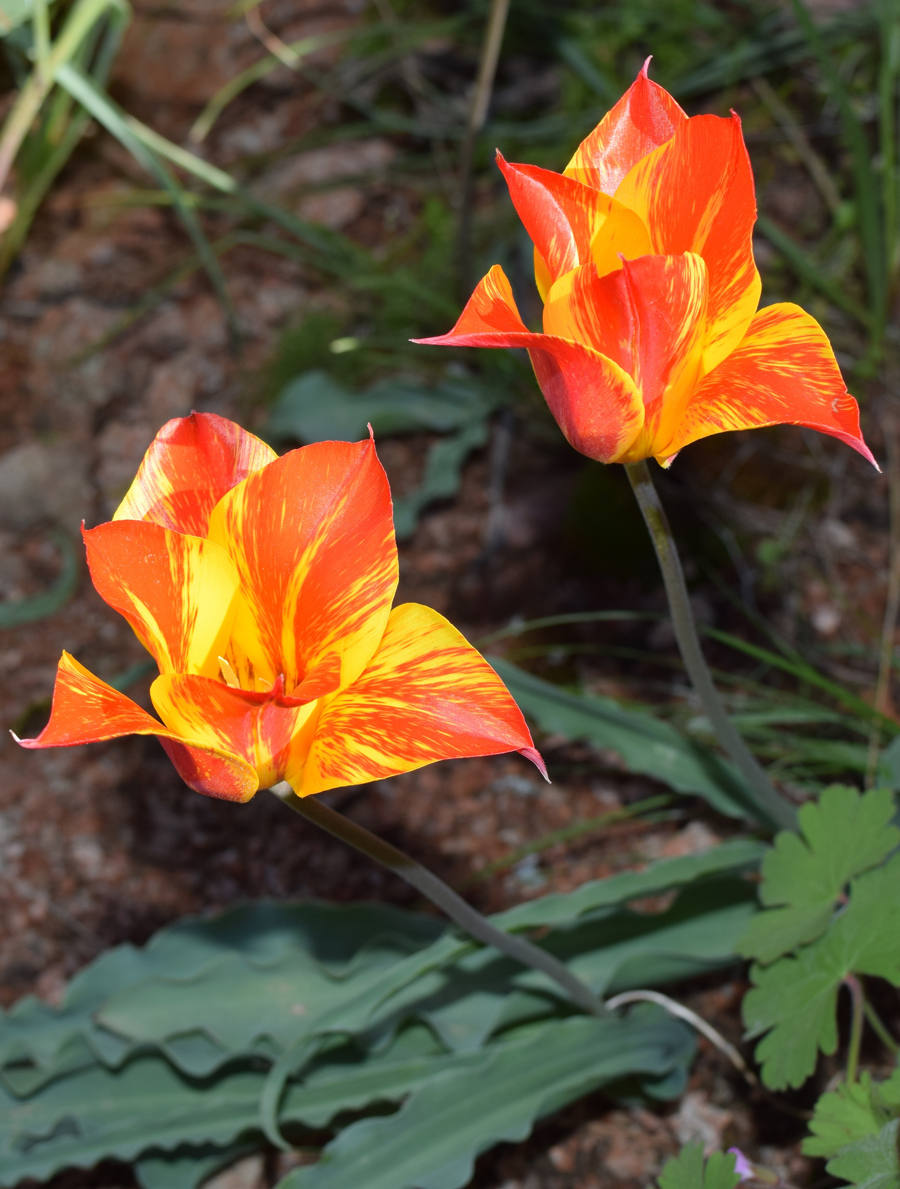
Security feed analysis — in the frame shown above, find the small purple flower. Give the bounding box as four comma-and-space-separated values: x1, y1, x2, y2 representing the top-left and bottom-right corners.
728, 1148, 755, 1180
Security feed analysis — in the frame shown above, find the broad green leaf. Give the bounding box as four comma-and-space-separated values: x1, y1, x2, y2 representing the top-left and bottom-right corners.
495, 839, 763, 931
491, 659, 760, 822
278, 1012, 694, 1189
0, 902, 444, 1088
804, 1074, 899, 1159
739, 786, 899, 964
827, 1119, 900, 1189
377, 878, 756, 1057
744, 854, 900, 1089
135, 1143, 256, 1189
392, 420, 488, 540
264, 372, 493, 539
657, 1140, 740, 1189
264, 371, 493, 444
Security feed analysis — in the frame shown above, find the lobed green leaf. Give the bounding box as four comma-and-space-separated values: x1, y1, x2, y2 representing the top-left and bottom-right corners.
657, 1140, 741, 1189
739, 786, 899, 964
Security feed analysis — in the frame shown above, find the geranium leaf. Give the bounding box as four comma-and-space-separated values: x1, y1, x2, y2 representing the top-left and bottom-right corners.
739, 785, 898, 964
657, 1140, 741, 1189
744, 854, 900, 1089
827, 1119, 900, 1188
803, 1075, 895, 1159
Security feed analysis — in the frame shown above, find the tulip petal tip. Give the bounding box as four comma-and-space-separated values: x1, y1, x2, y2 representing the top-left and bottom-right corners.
640, 55, 652, 78
520, 746, 550, 783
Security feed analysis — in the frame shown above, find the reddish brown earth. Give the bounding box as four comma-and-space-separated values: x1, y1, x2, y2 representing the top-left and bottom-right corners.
0, 3, 895, 1186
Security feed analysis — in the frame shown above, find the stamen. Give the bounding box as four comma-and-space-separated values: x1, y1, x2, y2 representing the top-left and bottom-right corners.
218, 656, 240, 688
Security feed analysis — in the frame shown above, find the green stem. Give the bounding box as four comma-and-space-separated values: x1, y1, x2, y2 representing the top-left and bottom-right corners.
845, 974, 865, 1083
269, 783, 606, 1017
864, 993, 899, 1054
624, 460, 796, 832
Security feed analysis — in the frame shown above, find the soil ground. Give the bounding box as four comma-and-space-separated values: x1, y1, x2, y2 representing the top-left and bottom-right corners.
0, 3, 895, 1186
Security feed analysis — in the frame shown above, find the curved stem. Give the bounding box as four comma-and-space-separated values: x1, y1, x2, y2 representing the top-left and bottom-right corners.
270, 783, 606, 1017
624, 460, 796, 832
845, 974, 865, 1083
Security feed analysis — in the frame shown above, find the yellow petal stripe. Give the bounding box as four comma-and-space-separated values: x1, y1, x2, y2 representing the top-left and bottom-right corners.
207, 439, 399, 697
294, 603, 540, 796
84, 521, 241, 678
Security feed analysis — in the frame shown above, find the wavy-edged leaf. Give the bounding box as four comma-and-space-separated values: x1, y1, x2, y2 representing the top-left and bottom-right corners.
277, 1011, 694, 1189
491, 659, 760, 821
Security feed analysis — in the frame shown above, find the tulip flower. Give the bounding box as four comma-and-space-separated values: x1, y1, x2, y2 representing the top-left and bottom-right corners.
17, 413, 544, 802
417, 63, 874, 468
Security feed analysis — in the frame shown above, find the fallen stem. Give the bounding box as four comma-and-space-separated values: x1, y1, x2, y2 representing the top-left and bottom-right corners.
624, 460, 797, 832
604, 989, 757, 1085
270, 782, 606, 1017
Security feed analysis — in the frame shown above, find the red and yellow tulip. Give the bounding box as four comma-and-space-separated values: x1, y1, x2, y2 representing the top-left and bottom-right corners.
18, 413, 544, 802
417, 64, 874, 468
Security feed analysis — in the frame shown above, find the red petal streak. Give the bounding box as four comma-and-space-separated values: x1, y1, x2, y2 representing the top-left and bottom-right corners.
497, 155, 651, 295
416, 267, 644, 463
297, 603, 544, 795
16, 652, 257, 801
662, 303, 877, 466
151, 673, 319, 790
564, 64, 687, 195
615, 113, 760, 371
207, 438, 398, 696
84, 520, 240, 678
542, 255, 707, 457
114, 412, 277, 537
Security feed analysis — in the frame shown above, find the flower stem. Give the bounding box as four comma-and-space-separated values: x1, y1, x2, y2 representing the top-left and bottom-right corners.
269, 783, 606, 1017
624, 460, 796, 832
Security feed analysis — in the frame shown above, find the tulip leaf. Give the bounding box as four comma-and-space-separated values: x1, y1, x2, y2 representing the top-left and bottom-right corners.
490, 659, 760, 821
738, 785, 899, 964
263, 370, 497, 538
656, 1140, 741, 1189
276, 1011, 694, 1189
743, 854, 900, 1089
0, 528, 79, 629
826, 1120, 900, 1189
265, 371, 494, 444
0, 845, 759, 1097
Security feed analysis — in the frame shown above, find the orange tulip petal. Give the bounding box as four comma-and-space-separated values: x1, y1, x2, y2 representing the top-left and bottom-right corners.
296, 603, 546, 796
151, 673, 318, 791
564, 61, 687, 195
114, 412, 277, 537
614, 113, 760, 372
542, 254, 707, 457
207, 437, 398, 696
15, 652, 257, 802
415, 267, 644, 463
84, 520, 240, 678
497, 155, 651, 296
661, 303, 877, 466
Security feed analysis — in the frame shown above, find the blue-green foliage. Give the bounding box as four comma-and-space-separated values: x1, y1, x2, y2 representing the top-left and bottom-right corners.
0, 841, 761, 1189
